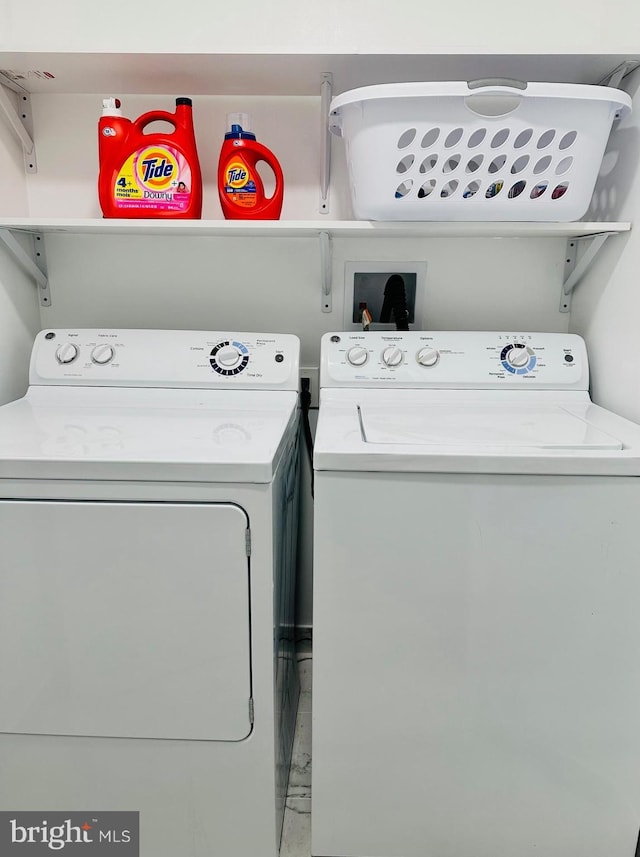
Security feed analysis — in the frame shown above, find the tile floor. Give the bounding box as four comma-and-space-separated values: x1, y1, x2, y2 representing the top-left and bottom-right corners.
281, 654, 312, 857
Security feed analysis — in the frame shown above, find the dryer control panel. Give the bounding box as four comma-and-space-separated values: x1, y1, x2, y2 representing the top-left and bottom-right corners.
321, 331, 589, 390
30, 329, 300, 390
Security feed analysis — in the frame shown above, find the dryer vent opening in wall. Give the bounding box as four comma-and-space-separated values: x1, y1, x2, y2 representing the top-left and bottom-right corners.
344, 261, 427, 331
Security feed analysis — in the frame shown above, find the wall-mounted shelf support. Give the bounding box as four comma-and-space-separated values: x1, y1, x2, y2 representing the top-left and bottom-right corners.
320, 231, 332, 312
560, 233, 610, 313
0, 229, 50, 305
0, 73, 38, 173
319, 73, 332, 215
597, 61, 640, 89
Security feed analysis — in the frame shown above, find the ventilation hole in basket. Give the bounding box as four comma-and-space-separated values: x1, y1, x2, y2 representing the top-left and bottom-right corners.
488, 155, 507, 174
418, 180, 436, 199
555, 156, 573, 175
530, 181, 548, 199
533, 155, 552, 175
491, 128, 510, 148
508, 180, 526, 199
466, 155, 484, 173
421, 128, 440, 148
444, 128, 464, 148
440, 180, 459, 198
396, 154, 415, 174
443, 154, 461, 173
537, 129, 556, 149
485, 181, 504, 198
552, 182, 569, 200
559, 130, 577, 150
511, 155, 530, 174
397, 129, 417, 149
514, 128, 534, 148
463, 181, 481, 199
420, 154, 439, 173
395, 180, 414, 198
467, 128, 487, 148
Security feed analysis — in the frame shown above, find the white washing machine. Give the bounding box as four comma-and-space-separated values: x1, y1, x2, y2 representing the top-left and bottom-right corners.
312, 331, 640, 857
0, 328, 300, 857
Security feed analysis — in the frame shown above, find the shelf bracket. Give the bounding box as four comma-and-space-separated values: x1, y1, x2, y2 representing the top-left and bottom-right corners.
0, 229, 51, 306
320, 230, 332, 313
319, 73, 332, 215
559, 233, 610, 313
597, 61, 640, 90
0, 73, 38, 173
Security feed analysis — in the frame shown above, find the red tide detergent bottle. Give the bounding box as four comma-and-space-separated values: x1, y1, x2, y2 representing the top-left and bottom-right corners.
98, 97, 202, 219
218, 113, 284, 220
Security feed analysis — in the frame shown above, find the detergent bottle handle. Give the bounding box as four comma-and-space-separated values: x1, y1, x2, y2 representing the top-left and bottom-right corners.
249, 141, 284, 198
133, 110, 179, 134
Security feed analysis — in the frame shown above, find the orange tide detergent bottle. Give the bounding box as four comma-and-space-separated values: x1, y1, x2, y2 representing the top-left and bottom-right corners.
218, 113, 284, 219
98, 97, 202, 218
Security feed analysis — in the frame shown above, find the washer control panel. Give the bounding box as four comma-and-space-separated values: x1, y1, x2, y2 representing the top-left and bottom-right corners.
321, 331, 589, 390
31, 330, 300, 390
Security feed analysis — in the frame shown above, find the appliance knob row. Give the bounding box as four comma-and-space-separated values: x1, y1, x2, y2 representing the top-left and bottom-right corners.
55, 343, 116, 365
346, 346, 441, 368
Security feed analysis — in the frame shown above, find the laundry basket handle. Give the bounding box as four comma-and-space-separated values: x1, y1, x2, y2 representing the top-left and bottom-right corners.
467, 78, 528, 91
465, 79, 528, 117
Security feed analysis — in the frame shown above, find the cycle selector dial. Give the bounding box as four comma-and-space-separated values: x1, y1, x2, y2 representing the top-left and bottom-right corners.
346, 346, 369, 367
210, 340, 250, 376
506, 347, 529, 367
382, 346, 404, 367
91, 344, 115, 365
416, 347, 440, 367
55, 343, 79, 365
500, 343, 537, 374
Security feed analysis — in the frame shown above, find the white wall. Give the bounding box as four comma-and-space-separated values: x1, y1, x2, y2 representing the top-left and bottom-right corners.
0, 243, 41, 405
0, 85, 28, 216
1, 0, 640, 55
0, 98, 40, 403
570, 67, 640, 423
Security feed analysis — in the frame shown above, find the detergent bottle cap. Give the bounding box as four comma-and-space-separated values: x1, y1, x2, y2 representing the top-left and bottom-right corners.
225, 112, 256, 140
102, 97, 122, 116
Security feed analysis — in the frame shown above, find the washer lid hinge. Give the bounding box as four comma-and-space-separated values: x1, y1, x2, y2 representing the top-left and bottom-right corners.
245, 528, 252, 556
0, 73, 38, 173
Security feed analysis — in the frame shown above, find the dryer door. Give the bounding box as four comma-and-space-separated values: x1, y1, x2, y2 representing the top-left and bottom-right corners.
0, 501, 252, 741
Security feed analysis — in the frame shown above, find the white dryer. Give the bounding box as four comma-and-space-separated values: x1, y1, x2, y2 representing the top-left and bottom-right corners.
312, 331, 640, 857
0, 329, 300, 857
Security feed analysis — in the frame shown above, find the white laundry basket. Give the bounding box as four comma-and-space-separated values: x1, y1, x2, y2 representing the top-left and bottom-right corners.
329, 80, 631, 221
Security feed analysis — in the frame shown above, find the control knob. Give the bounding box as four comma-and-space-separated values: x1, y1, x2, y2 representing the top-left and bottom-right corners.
506, 346, 530, 368
382, 346, 404, 367
91, 344, 115, 365
416, 347, 440, 368
346, 346, 368, 367
216, 346, 242, 368
55, 343, 79, 365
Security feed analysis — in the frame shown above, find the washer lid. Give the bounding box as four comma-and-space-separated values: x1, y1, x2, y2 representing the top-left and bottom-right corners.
359, 403, 622, 450
314, 390, 640, 475
0, 387, 298, 483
